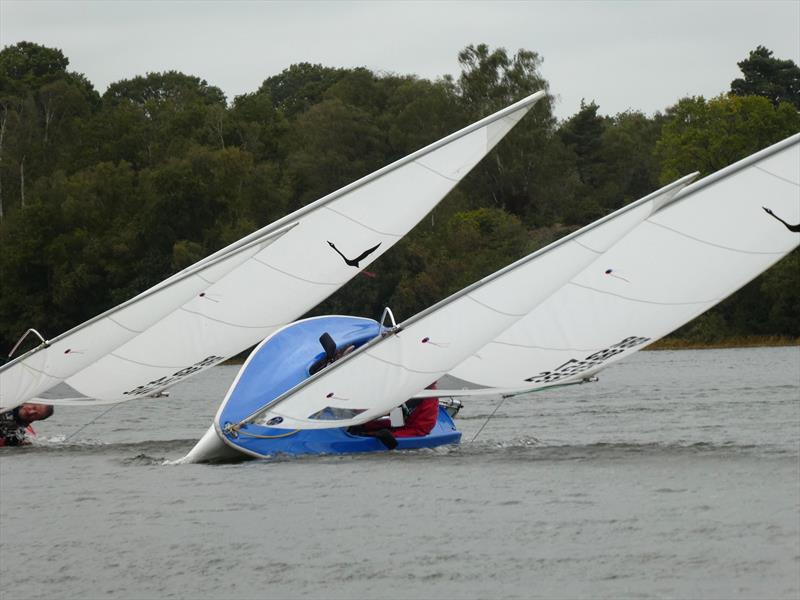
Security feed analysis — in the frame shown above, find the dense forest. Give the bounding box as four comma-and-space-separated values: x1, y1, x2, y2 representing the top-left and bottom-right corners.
0, 42, 798, 355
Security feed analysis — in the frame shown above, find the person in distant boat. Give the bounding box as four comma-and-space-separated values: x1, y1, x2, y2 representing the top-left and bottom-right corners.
352, 382, 440, 445
0, 403, 54, 447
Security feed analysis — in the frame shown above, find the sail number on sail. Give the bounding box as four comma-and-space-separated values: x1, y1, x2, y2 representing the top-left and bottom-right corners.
122, 355, 225, 396
524, 336, 651, 384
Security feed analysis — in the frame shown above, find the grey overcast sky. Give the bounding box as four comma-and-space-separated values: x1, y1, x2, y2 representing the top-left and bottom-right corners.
1, 0, 798, 120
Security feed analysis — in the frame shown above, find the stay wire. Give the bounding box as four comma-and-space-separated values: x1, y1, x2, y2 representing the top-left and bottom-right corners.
469, 394, 508, 443
64, 402, 121, 442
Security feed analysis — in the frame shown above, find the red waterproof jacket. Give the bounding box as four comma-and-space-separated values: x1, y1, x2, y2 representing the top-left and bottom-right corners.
361, 383, 439, 438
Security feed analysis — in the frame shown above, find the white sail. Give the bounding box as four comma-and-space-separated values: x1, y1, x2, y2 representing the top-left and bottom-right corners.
448, 133, 800, 390
44, 92, 546, 404
0, 223, 296, 410
236, 173, 698, 431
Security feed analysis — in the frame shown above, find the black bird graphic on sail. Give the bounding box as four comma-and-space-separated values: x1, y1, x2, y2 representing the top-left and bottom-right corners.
327, 241, 382, 267
763, 207, 800, 232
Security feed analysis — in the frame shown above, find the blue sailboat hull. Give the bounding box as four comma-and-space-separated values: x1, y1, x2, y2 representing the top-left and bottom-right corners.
225, 407, 461, 457
215, 316, 462, 458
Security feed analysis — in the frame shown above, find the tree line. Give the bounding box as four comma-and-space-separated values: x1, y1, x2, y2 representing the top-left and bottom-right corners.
0, 42, 798, 354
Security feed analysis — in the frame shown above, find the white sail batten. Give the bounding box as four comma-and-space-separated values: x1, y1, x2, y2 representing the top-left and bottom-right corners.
58, 92, 546, 403
244, 174, 698, 430
448, 133, 800, 390
0, 223, 297, 410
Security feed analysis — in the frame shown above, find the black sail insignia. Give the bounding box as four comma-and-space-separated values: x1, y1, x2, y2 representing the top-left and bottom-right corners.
327, 241, 381, 267
763, 206, 800, 232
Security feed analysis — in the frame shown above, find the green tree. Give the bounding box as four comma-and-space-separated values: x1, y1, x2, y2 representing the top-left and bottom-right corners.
559, 100, 606, 176
598, 111, 664, 208
381, 76, 463, 160
229, 90, 287, 161
99, 71, 227, 167
282, 98, 388, 210
0, 42, 98, 217
259, 63, 346, 118
453, 44, 575, 225
456, 44, 552, 117
558, 100, 607, 221
558, 107, 664, 222
656, 94, 800, 184
324, 67, 390, 115
730, 46, 800, 109
135, 146, 257, 274
0, 161, 143, 344
760, 254, 800, 337
0, 41, 68, 94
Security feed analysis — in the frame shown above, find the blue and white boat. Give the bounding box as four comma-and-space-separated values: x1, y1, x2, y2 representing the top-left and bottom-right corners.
184, 315, 462, 461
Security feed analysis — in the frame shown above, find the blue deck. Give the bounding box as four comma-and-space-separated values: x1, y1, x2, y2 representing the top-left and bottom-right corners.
216, 316, 462, 458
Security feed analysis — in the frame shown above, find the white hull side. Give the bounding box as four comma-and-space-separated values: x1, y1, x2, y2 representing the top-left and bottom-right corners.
177, 425, 245, 463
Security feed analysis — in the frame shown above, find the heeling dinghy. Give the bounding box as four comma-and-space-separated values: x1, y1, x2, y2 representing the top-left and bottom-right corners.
185, 315, 463, 462
183, 132, 799, 463
182, 172, 699, 461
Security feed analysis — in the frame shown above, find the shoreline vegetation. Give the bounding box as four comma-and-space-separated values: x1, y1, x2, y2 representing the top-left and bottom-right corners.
648, 336, 799, 351
0, 43, 798, 354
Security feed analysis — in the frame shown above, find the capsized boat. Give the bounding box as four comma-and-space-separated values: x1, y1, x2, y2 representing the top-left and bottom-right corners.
183, 315, 461, 462
182, 132, 798, 462
182, 170, 699, 461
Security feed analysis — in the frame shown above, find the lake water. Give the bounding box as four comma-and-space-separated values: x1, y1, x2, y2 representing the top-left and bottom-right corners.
1, 346, 798, 599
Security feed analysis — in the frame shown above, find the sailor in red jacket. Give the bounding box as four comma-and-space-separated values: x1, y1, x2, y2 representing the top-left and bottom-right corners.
358, 381, 439, 438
